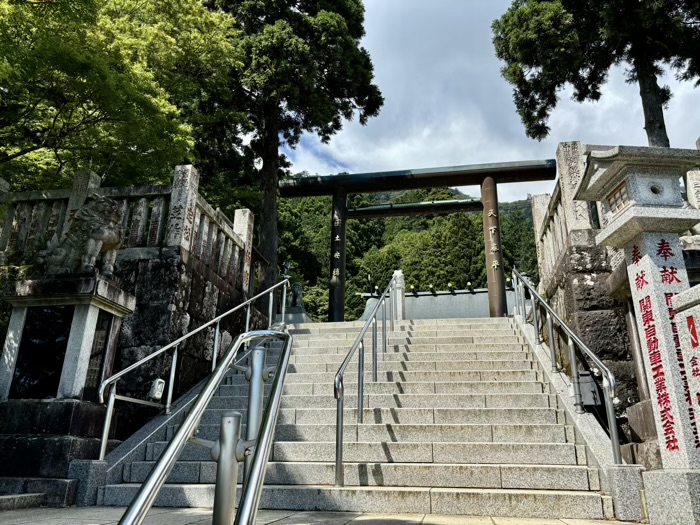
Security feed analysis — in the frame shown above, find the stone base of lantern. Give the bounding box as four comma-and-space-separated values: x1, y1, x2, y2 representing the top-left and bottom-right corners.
644, 469, 700, 524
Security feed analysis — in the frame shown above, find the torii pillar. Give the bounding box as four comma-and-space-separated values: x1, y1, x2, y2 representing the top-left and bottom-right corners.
329, 189, 347, 322
482, 176, 507, 317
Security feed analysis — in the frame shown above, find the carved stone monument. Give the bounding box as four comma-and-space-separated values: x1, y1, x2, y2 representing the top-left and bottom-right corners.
576, 145, 700, 525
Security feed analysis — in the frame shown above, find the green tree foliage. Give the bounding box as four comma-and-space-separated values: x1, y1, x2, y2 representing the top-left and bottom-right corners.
0, 0, 241, 188
215, 0, 384, 291
492, 0, 700, 147
279, 188, 540, 321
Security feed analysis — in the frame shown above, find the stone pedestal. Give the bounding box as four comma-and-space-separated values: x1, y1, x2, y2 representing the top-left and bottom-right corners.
393, 270, 406, 321
0, 275, 135, 401
576, 145, 700, 524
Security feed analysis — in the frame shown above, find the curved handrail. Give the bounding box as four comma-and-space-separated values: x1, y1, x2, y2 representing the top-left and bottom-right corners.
97, 279, 289, 460
98, 279, 289, 403
118, 329, 292, 525
334, 274, 398, 486
235, 329, 295, 523
512, 268, 622, 464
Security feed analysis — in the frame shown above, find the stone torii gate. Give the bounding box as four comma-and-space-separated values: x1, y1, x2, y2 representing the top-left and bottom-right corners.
279, 160, 556, 321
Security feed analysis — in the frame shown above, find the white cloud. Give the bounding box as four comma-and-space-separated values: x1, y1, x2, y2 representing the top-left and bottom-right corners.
287, 1, 699, 202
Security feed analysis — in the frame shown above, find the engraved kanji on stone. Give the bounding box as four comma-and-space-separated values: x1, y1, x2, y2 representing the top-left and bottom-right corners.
488, 209, 498, 218
334, 219, 341, 227
334, 251, 341, 259
635, 271, 649, 290
490, 244, 500, 253
657, 239, 675, 261
489, 226, 498, 236
332, 268, 340, 277
491, 261, 500, 270
661, 266, 682, 285
335, 235, 341, 242
632, 245, 642, 265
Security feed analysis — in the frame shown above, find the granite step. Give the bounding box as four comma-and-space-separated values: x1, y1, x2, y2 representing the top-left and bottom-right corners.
292, 336, 523, 348
279, 370, 540, 384
218, 379, 545, 397
206, 392, 552, 410
290, 350, 530, 364
176, 422, 569, 444
0, 493, 44, 511
290, 329, 518, 341
127, 461, 593, 491
100, 484, 603, 519
288, 343, 529, 355
288, 359, 533, 374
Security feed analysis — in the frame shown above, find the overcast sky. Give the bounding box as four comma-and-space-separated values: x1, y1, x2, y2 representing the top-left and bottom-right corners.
283, 0, 699, 202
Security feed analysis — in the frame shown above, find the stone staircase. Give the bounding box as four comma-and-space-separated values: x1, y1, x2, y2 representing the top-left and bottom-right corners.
99, 318, 608, 520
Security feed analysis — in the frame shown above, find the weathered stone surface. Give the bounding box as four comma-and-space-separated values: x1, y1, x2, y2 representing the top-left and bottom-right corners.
566, 273, 617, 311
626, 399, 657, 442
0, 399, 107, 438
567, 245, 611, 274
573, 310, 629, 361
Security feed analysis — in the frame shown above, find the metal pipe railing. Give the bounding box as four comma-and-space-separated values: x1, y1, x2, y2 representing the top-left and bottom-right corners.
117, 329, 292, 525
334, 275, 397, 487
97, 279, 289, 460
512, 269, 622, 464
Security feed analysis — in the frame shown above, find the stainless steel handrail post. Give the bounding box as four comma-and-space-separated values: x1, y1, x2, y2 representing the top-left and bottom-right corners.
99, 384, 117, 460
568, 336, 585, 414
520, 280, 526, 320
281, 281, 287, 321
333, 275, 397, 489
531, 296, 541, 346
212, 411, 242, 525
389, 285, 395, 332
244, 345, 266, 484
382, 299, 387, 357
372, 317, 378, 382
512, 268, 622, 464
245, 304, 251, 352
268, 291, 274, 329
334, 383, 344, 487
546, 312, 558, 372
514, 274, 521, 316
357, 341, 365, 423
165, 345, 178, 415
118, 330, 289, 525
235, 335, 295, 524
603, 379, 623, 464
212, 321, 221, 372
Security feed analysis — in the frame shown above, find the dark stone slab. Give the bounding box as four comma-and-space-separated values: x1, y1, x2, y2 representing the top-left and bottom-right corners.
0, 399, 108, 437
0, 435, 114, 478
0, 477, 78, 507
627, 399, 658, 442
574, 309, 630, 361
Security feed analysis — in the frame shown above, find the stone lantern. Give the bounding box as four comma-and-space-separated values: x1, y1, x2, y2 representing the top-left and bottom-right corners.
576, 145, 700, 525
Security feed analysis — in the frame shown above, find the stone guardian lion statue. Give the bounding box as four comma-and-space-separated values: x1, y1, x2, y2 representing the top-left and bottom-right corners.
39, 196, 123, 277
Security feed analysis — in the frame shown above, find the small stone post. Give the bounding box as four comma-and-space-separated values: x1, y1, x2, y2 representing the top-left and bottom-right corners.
0, 306, 28, 400
64, 170, 101, 235
393, 270, 406, 321
165, 165, 200, 251
576, 145, 700, 525
233, 209, 254, 296
57, 304, 101, 399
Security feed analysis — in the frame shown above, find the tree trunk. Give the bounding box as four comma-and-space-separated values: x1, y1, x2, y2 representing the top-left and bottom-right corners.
634, 58, 671, 148
258, 108, 280, 309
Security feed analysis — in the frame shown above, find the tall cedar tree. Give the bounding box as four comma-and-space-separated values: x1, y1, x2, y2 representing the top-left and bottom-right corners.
492, 0, 700, 147
216, 0, 383, 290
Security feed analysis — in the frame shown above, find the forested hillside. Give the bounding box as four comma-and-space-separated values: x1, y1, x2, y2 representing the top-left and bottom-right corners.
278, 187, 539, 321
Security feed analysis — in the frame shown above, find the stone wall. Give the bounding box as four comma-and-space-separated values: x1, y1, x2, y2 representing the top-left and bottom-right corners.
532, 142, 637, 414
0, 166, 263, 403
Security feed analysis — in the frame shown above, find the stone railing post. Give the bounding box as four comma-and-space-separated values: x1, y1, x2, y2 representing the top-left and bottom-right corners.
233, 209, 254, 295
393, 270, 406, 321
165, 165, 199, 251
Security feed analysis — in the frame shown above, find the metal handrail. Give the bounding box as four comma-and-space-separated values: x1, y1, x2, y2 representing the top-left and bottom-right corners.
334, 274, 397, 486
512, 268, 622, 464
117, 329, 292, 525
97, 279, 289, 460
